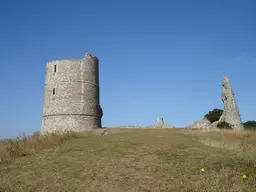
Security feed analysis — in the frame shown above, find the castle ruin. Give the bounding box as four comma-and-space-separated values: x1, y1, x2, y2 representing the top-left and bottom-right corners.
41, 53, 103, 133
187, 75, 244, 131
40, 52, 244, 133
146, 117, 174, 128
218, 75, 244, 131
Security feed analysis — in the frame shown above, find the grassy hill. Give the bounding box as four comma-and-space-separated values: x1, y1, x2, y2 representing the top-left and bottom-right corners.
1, 128, 256, 192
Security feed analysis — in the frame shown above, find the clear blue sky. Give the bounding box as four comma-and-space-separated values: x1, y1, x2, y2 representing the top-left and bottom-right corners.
0, 0, 255, 138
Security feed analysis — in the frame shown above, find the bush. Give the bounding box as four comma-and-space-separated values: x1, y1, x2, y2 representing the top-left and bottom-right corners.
243, 121, 256, 131
204, 109, 223, 123
217, 121, 232, 129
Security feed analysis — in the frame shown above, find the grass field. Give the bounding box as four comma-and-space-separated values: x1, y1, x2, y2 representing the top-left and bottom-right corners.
1, 128, 256, 192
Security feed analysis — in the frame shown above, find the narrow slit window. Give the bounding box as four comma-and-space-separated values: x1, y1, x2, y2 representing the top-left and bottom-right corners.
53, 88, 56, 95
54, 65, 57, 72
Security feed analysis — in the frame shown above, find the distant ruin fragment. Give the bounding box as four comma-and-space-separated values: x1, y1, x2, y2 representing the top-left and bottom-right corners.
218, 75, 244, 131
155, 117, 164, 128
187, 119, 211, 129
146, 117, 174, 128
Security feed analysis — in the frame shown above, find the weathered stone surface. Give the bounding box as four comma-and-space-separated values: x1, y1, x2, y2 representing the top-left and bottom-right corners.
145, 124, 155, 129
187, 119, 211, 129
146, 118, 174, 128
218, 76, 244, 131
41, 53, 103, 134
204, 121, 221, 130
155, 117, 164, 128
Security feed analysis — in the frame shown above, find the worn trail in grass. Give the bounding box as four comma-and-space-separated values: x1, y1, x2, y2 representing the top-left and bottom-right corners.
1, 129, 256, 192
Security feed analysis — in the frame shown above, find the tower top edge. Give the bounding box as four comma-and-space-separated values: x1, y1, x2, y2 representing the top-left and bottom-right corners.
47, 52, 98, 64
47, 59, 80, 63
83, 52, 99, 60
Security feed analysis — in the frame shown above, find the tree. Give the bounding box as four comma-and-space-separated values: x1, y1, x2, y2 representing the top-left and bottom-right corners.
204, 108, 223, 123
243, 121, 256, 130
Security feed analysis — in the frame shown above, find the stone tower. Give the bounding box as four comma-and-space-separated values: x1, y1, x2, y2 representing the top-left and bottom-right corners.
156, 117, 164, 128
41, 53, 103, 134
218, 75, 244, 131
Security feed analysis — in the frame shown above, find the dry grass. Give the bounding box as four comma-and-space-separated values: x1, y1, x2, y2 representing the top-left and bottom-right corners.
0, 131, 88, 164
0, 128, 256, 191
184, 129, 256, 153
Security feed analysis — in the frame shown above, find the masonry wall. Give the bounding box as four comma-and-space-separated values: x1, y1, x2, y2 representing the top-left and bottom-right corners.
41, 54, 102, 133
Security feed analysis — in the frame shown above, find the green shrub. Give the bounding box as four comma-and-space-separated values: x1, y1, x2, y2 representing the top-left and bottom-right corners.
217, 121, 232, 129
243, 121, 256, 130
204, 109, 223, 123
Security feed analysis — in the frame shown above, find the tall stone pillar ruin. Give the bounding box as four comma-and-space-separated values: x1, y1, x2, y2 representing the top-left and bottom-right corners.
155, 117, 164, 128
218, 75, 244, 131
41, 53, 103, 133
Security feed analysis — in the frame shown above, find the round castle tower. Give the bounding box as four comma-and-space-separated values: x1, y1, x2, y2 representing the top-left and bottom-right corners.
41, 53, 103, 133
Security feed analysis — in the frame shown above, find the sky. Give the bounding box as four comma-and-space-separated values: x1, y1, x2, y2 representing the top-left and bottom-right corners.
0, 0, 255, 138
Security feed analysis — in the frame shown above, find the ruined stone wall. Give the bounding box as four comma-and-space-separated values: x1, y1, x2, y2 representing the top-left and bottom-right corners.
155, 117, 164, 128
218, 76, 244, 131
41, 53, 102, 133
146, 118, 174, 128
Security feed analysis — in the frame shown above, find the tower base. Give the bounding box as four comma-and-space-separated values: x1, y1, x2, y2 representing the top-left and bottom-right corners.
41, 115, 101, 134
